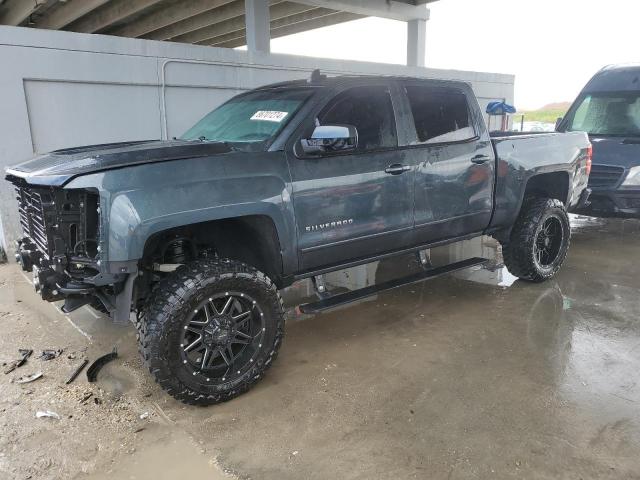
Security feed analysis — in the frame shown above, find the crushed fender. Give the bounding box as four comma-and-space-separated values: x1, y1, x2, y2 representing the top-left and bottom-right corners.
86, 348, 118, 383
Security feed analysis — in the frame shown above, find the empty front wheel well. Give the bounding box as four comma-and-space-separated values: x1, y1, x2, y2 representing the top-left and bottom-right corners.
141, 215, 284, 285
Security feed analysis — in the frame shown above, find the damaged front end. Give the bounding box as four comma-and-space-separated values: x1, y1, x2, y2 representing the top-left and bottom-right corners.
10, 178, 131, 322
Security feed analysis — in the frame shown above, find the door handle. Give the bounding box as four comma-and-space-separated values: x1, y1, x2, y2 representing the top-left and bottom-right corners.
385, 164, 412, 175
471, 154, 491, 165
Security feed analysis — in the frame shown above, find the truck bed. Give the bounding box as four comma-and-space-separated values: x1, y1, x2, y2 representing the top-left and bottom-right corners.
488, 130, 591, 230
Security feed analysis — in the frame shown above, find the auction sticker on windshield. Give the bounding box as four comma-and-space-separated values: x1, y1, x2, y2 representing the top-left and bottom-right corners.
251, 111, 289, 122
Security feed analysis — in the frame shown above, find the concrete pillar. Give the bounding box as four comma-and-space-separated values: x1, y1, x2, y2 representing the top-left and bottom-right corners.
245, 0, 271, 53
407, 18, 426, 67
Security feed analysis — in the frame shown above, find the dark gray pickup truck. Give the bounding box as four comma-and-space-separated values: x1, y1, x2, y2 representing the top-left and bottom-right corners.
6, 73, 591, 405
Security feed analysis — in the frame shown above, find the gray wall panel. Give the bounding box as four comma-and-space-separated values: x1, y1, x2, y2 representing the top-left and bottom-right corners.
25, 80, 161, 153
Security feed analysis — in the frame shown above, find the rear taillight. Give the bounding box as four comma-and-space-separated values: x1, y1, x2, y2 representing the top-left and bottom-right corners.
586, 144, 593, 175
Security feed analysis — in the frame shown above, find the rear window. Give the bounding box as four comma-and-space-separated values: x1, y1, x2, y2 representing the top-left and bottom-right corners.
566, 92, 640, 136
404, 85, 476, 144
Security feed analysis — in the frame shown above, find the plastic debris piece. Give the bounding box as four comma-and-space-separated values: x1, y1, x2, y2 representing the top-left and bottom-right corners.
80, 392, 93, 404
86, 348, 117, 383
39, 349, 63, 361
14, 371, 43, 384
36, 410, 61, 420
139, 412, 149, 420
3, 349, 33, 374
65, 359, 89, 385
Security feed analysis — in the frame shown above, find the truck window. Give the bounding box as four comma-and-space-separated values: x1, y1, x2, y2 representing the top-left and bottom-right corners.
404, 85, 476, 144
318, 86, 397, 151
566, 92, 640, 136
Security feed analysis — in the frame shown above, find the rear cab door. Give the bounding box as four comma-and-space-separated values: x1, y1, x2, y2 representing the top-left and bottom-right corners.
397, 79, 495, 244
286, 81, 416, 272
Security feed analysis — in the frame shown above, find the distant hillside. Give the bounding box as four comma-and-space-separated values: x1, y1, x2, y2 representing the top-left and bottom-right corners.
517, 102, 571, 123
539, 102, 571, 111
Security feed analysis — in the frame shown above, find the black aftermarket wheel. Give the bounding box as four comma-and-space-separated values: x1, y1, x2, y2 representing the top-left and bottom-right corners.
137, 258, 285, 405
502, 197, 571, 282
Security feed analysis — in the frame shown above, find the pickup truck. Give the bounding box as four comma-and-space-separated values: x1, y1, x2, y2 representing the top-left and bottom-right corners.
6, 72, 591, 405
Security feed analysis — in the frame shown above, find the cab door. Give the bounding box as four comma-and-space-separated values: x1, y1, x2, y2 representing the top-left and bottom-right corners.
287, 84, 415, 272
399, 81, 495, 244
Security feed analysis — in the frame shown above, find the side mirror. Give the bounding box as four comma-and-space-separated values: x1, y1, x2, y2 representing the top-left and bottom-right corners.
555, 117, 564, 131
300, 125, 358, 155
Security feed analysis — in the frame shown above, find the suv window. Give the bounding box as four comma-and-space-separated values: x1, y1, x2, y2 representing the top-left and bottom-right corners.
566, 92, 640, 136
318, 86, 397, 151
404, 85, 476, 144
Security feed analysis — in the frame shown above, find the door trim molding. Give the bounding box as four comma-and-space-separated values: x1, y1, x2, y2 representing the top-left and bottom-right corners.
300, 225, 414, 253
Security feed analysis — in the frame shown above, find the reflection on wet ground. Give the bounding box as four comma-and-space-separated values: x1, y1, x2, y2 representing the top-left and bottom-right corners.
1, 215, 639, 480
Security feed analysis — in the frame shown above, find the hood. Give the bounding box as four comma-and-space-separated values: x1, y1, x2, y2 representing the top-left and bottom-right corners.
590, 135, 640, 169
5, 140, 233, 187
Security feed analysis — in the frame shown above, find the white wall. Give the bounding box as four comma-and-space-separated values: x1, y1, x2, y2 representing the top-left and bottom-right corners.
0, 25, 514, 251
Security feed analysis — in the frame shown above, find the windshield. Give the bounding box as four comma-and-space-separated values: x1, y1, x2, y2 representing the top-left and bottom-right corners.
181, 88, 312, 149
565, 92, 640, 136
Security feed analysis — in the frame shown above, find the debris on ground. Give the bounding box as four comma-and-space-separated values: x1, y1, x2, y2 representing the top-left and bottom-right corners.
3, 348, 33, 374
38, 349, 63, 361
87, 348, 118, 383
14, 371, 43, 384
35, 410, 61, 420
65, 359, 89, 384
80, 392, 93, 404
139, 412, 149, 420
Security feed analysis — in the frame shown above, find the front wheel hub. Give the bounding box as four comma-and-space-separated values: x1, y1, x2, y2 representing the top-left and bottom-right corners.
203, 318, 233, 347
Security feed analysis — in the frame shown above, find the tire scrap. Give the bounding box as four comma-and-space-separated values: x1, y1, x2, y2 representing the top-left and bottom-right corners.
86, 348, 117, 383
3, 349, 33, 374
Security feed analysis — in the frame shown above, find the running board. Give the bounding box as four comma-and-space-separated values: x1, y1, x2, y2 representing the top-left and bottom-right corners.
299, 257, 489, 314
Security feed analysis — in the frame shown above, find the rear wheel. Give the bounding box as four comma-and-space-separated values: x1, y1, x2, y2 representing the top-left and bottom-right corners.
137, 258, 285, 405
502, 197, 571, 282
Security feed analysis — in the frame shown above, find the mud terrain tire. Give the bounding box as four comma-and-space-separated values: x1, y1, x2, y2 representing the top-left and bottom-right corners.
137, 258, 285, 405
502, 197, 571, 282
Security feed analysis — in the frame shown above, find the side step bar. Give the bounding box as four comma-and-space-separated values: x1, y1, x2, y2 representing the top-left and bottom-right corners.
299, 257, 489, 314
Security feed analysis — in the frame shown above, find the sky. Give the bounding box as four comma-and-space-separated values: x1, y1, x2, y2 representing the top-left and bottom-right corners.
270, 0, 640, 110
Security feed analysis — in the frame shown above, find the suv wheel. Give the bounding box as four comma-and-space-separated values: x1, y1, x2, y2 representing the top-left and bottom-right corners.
137, 258, 285, 405
502, 197, 571, 282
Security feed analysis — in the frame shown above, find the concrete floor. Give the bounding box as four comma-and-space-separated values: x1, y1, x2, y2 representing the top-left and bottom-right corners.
1, 216, 639, 480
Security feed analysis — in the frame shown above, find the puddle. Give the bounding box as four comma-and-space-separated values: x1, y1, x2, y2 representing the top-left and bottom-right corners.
83, 429, 233, 480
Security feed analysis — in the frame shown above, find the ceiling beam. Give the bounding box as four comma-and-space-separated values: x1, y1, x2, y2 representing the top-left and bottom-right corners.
202, 7, 338, 46
170, 2, 316, 45
0, 0, 48, 26
144, 0, 276, 41
213, 11, 362, 48
292, 0, 429, 21
67, 0, 165, 33
35, 0, 111, 30
106, 0, 237, 38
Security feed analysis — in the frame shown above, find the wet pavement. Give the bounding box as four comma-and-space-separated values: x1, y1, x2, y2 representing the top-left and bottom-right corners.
1, 215, 639, 479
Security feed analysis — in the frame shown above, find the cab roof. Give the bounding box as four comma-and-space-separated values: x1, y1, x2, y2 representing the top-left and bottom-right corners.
258, 74, 471, 91
584, 64, 640, 93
